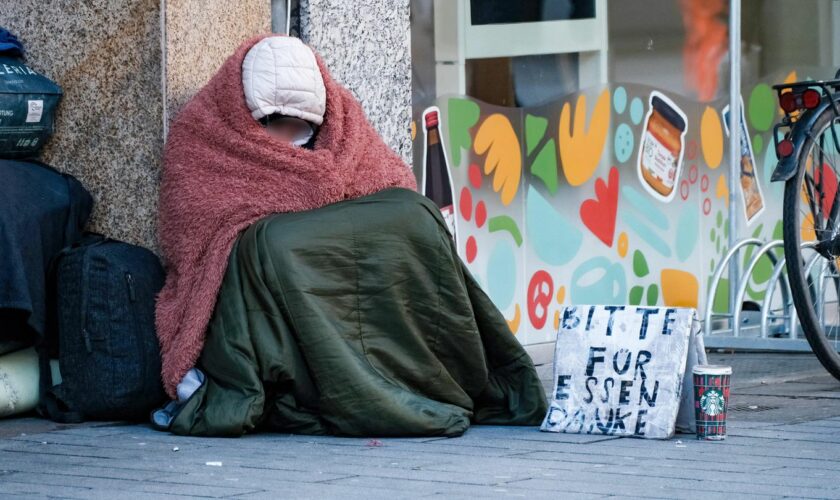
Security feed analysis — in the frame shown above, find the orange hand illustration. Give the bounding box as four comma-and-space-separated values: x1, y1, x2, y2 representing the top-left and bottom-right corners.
473, 113, 522, 206
558, 90, 610, 187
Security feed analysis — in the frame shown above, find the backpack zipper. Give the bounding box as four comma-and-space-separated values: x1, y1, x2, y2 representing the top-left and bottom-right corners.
126, 273, 137, 302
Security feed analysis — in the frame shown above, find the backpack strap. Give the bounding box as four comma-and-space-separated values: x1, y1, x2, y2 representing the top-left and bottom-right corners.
36, 169, 97, 424
39, 235, 107, 423
43, 171, 94, 355
38, 244, 94, 422
35, 343, 84, 423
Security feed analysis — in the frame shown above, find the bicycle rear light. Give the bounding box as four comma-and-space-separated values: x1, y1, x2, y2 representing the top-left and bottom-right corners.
779, 88, 823, 113
803, 88, 822, 109
780, 92, 798, 113
777, 138, 794, 158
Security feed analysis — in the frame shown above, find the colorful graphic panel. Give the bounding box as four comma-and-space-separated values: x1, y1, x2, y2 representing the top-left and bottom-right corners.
412, 76, 798, 347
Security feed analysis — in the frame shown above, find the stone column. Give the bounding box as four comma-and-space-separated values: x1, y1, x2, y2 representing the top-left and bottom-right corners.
2, 0, 164, 248
164, 2, 270, 127
1, 0, 269, 250
299, 0, 412, 163
2, 1, 409, 248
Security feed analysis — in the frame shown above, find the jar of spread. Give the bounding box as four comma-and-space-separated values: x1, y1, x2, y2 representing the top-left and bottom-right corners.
639, 94, 687, 200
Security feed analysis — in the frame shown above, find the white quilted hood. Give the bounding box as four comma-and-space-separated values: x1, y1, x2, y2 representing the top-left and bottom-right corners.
242, 36, 326, 125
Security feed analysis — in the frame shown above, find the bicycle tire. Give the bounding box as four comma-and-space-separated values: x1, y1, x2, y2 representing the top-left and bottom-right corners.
783, 105, 840, 381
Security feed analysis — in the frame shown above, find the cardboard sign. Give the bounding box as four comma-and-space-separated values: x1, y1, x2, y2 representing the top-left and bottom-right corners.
541, 305, 694, 439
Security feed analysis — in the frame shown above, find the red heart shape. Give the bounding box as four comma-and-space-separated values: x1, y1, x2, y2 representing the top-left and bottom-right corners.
580, 167, 619, 247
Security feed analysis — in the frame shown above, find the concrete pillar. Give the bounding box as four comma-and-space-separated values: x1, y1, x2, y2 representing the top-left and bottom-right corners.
299, 0, 412, 163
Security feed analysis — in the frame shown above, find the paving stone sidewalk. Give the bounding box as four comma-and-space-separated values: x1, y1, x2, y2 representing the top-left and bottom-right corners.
1, 353, 839, 499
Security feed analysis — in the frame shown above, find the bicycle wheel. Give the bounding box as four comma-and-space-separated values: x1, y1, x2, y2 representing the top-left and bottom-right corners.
783, 105, 840, 381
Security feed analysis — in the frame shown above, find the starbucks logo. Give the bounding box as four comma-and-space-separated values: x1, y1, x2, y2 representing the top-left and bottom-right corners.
700, 389, 725, 416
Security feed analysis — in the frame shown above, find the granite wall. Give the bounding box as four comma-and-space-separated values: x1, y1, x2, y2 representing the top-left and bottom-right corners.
1, 0, 269, 250
164, 2, 270, 127
2, 0, 163, 248
3, 1, 410, 249
300, 0, 413, 163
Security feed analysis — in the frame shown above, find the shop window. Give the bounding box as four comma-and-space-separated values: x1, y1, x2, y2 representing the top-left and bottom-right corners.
412, 0, 607, 108
410, 0, 840, 347
469, 0, 595, 25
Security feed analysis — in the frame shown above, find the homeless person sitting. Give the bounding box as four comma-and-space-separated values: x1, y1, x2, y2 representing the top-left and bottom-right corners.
150, 35, 547, 437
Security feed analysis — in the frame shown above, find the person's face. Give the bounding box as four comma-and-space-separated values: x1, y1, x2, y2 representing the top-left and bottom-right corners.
263, 116, 313, 144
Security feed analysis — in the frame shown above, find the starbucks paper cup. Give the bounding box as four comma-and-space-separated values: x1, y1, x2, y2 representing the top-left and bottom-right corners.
693, 364, 731, 440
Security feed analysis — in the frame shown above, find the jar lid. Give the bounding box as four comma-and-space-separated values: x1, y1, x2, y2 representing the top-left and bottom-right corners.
651, 95, 686, 132
692, 364, 732, 375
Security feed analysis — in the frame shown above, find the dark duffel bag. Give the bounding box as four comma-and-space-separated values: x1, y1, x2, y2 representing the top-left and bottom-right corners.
37, 233, 167, 422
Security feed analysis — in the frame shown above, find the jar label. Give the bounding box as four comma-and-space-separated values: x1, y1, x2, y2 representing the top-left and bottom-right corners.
641, 131, 678, 188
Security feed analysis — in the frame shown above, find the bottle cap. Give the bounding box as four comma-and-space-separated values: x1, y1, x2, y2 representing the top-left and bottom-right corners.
424, 110, 439, 129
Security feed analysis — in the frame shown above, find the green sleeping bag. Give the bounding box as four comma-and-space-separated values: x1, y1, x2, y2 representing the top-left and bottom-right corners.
169, 188, 547, 437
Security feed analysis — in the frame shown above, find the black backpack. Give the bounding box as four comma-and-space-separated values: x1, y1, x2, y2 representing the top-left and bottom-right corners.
38, 233, 167, 422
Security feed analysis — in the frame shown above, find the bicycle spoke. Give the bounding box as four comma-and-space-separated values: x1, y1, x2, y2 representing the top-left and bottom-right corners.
808, 137, 840, 234
802, 172, 823, 232
800, 207, 820, 241
791, 111, 840, 376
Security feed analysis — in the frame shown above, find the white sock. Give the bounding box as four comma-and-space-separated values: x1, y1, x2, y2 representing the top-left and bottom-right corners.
176, 368, 205, 402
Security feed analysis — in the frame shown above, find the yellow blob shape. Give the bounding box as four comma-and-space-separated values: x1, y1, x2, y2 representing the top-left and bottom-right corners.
506, 303, 521, 335
661, 270, 699, 308
473, 114, 522, 206
556, 286, 566, 304
701, 106, 724, 169
715, 174, 728, 199
802, 211, 816, 242
558, 90, 611, 186
411, 120, 416, 141
553, 310, 560, 330
617, 232, 629, 258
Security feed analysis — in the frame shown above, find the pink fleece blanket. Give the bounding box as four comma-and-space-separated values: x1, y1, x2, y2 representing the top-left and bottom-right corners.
156, 35, 416, 397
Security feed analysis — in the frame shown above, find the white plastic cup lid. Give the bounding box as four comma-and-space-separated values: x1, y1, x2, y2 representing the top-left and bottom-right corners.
693, 364, 732, 375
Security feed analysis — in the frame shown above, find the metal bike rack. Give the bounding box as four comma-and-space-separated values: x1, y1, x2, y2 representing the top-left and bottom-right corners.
760, 255, 796, 340
732, 240, 787, 337
704, 238, 763, 338
805, 249, 829, 327
703, 238, 826, 351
